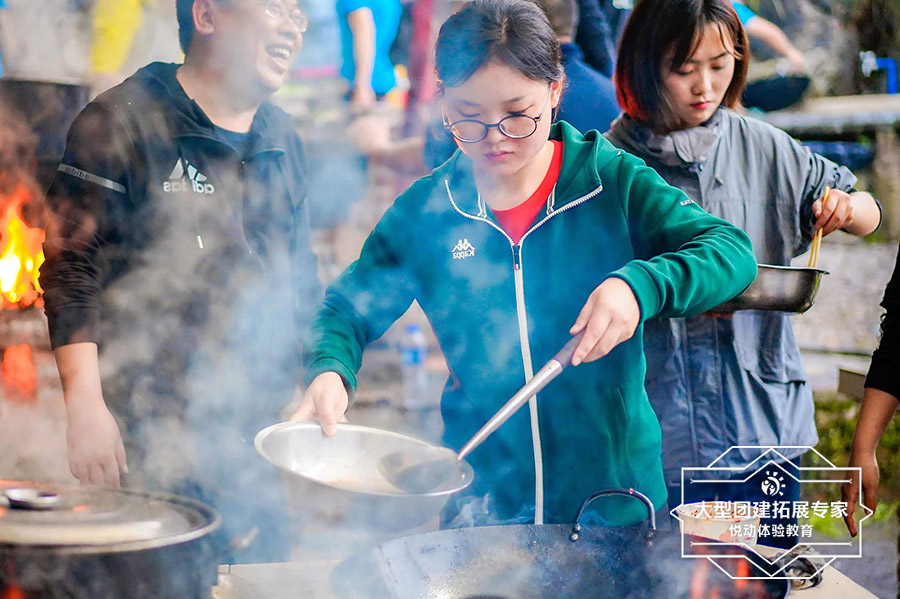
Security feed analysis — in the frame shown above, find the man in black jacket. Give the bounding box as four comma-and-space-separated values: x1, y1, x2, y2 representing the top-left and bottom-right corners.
40, 0, 319, 562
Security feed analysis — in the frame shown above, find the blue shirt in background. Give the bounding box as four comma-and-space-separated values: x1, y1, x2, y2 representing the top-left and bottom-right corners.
732, 1, 756, 26
0, 0, 6, 77
336, 0, 402, 96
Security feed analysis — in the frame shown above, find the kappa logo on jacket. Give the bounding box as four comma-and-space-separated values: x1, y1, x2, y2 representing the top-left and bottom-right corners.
162, 160, 216, 194
452, 238, 476, 260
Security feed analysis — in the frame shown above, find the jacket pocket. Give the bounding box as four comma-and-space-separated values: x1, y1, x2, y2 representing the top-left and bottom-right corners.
733, 312, 807, 384
615, 387, 639, 485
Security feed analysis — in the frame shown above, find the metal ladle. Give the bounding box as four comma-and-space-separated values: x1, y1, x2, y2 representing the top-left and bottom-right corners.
380, 332, 585, 493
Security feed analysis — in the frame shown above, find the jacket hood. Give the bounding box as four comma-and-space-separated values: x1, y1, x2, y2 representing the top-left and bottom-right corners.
122, 62, 291, 153
435, 121, 620, 217
606, 111, 723, 167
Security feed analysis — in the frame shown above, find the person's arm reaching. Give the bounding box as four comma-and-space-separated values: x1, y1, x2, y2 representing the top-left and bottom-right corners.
90, 0, 144, 94
843, 388, 898, 536
812, 189, 881, 237
743, 14, 806, 72
569, 145, 757, 364
843, 246, 900, 535
347, 6, 377, 109
289, 179, 425, 433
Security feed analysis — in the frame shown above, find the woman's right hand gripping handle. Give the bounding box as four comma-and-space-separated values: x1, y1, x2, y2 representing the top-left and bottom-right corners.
289, 372, 350, 436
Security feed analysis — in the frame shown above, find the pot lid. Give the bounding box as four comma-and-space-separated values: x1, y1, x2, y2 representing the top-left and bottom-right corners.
0, 480, 220, 551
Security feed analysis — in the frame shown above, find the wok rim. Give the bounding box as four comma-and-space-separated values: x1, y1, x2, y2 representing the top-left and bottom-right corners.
331, 525, 792, 599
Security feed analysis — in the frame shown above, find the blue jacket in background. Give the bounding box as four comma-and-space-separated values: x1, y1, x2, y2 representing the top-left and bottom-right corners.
557, 43, 621, 137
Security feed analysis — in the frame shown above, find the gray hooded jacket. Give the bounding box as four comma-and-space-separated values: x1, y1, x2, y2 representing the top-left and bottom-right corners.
606, 108, 861, 485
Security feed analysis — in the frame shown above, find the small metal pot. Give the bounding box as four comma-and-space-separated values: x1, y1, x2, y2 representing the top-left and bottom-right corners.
713, 264, 827, 314
255, 422, 474, 533
0, 480, 221, 599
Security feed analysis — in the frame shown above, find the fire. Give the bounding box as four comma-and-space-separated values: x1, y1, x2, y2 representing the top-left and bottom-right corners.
1, 345, 36, 401
736, 559, 750, 591
1, 584, 26, 599
690, 559, 710, 599
0, 184, 43, 308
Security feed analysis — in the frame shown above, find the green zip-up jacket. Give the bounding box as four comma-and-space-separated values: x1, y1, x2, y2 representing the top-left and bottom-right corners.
307, 122, 756, 526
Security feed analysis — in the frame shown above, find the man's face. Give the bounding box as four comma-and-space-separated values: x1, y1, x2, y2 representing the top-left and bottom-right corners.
213, 0, 304, 96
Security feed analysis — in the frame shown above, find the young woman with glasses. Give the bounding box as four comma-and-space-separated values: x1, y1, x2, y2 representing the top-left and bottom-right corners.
290, 0, 757, 528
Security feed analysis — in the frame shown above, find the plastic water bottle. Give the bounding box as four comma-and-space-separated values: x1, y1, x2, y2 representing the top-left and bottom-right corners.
400, 324, 429, 409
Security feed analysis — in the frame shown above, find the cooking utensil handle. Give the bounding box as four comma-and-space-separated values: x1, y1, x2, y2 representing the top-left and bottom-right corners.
552, 330, 585, 367
569, 488, 656, 542
457, 332, 585, 461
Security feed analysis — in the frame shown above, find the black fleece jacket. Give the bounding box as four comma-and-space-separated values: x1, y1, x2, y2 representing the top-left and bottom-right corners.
40, 62, 320, 410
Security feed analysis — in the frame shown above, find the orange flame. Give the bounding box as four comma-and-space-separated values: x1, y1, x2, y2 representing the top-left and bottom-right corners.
0, 185, 43, 309
1, 345, 36, 401
690, 559, 711, 599
736, 559, 750, 591
1, 584, 26, 599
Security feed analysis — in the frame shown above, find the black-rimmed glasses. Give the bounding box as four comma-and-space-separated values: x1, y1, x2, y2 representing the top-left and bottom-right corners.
251, 0, 309, 32
443, 89, 552, 143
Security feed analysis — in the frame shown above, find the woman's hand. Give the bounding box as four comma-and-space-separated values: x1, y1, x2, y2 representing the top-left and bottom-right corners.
289, 372, 350, 436
569, 278, 640, 366
842, 449, 879, 537
812, 188, 854, 236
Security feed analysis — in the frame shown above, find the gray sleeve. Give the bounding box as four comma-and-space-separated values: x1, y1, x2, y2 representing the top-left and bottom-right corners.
771, 129, 857, 254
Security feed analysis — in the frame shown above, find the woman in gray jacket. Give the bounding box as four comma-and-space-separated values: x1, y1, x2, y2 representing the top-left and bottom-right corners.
605, 0, 882, 548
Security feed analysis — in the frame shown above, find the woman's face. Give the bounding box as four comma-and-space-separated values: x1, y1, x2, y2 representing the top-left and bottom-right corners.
660, 24, 736, 131
442, 61, 562, 179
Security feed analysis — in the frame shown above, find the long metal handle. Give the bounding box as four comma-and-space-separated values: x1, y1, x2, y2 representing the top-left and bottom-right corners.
457, 332, 584, 461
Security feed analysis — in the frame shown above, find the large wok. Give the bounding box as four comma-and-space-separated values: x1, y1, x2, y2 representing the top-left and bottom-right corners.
332, 489, 791, 599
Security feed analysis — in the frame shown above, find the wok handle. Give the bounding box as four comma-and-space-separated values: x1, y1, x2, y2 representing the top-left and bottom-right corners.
569, 488, 656, 542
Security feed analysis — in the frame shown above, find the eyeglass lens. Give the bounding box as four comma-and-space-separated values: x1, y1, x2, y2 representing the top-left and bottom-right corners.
450, 115, 539, 142
264, 0, 308, 31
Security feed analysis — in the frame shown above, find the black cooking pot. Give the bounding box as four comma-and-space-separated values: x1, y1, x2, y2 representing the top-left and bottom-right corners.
0, 480, 221, 599
742, 75, 811, 112
332, 489, 792, 599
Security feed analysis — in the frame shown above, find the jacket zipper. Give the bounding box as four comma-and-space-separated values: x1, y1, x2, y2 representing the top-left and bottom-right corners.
177, 131, 281, 257
445, 179, 603, 524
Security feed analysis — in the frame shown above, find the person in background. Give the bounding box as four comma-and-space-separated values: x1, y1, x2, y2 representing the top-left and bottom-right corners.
540, 0, 620, 136
89, 0, 182, 95
606, 0, 881, 548
0, 0, 6, 78
843, 246, 900, 537
40, 0, 320, 562
292, 0, 757, 529
573, 0, 616, 77
337, 0, 402, 109
425, 0, 621, 168
90, 0, 149, 93
732, 0, 806, 72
